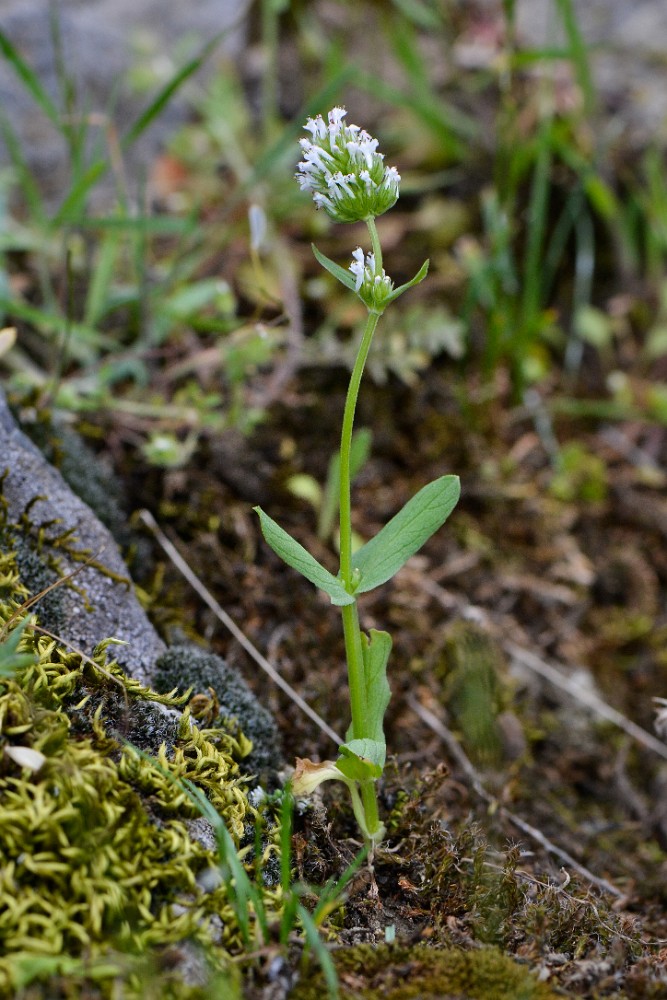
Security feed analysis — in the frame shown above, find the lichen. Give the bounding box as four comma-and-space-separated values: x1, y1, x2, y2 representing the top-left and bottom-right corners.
13, 401, 131, 548
0, 503, 266, 999
288, 942, 560, 1000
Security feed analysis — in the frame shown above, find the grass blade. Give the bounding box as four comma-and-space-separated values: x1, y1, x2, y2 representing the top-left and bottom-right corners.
554, 0, 595, 115
518, 117, 553, 365
298, 904, 339, 1000
83, 230, 121, 327
0, 29, 61, 128
122, 33, 224, 150
0, 113, 46, 223
246, 65, 356, 192
312, 845, 368, 925
51, 160, 109, 226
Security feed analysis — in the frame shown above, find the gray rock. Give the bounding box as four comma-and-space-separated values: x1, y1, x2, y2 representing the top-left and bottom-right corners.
515, 0, 667, 143
0, 0, 250, 206
0, 389, 166, 684
0, 389, 282, 781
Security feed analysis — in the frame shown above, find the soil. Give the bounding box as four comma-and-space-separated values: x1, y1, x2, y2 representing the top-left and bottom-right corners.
103, 348, 667, 998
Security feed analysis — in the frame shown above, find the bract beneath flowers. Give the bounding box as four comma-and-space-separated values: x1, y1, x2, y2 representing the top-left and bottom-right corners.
296, 106, 400, 223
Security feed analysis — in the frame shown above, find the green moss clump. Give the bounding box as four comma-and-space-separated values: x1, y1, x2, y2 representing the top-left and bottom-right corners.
0, 511, 265, 998
289, 943, 559, 1000
154, 644, 281, 776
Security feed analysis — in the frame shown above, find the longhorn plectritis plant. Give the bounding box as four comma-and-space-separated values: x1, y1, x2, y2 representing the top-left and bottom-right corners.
254, 108, 460, 847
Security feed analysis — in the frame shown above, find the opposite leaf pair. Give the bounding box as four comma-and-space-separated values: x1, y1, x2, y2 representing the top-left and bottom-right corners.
254, 474, 459, 605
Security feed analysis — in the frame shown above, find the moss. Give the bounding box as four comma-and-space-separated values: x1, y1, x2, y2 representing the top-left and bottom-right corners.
289, 943, 559, 1000
0, 505, 267, 999
154, 644, 282, 777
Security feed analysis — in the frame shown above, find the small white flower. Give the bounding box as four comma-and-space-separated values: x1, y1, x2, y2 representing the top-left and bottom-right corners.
296, 107, 400, 223
350, 247, 365, 291
303, 116, 327, 141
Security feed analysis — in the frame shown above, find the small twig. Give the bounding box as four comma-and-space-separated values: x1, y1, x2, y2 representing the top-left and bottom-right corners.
416, 576, 667, 762
0, 542, 108, 640
406, 693, 623, 898
504, 642, 667, 762
139, 509, 343, 746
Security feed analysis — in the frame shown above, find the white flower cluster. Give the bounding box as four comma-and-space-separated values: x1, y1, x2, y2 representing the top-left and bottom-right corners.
349, 247, 394, 313
296, 107, 400, 223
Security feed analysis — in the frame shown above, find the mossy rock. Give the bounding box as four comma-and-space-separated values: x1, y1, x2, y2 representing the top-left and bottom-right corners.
15, 407, 131, 548
0, 506, 267, 998
289, 943, 559, 1000
154, 644, 282, 776
0, 389, 166, 685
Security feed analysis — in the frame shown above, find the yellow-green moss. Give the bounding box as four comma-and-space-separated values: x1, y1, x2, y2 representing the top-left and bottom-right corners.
0, 513, 265, 999
289, 943, 559, 1000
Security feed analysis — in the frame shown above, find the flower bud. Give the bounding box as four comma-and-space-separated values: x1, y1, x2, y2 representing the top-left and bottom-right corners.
296, 107, 400, 223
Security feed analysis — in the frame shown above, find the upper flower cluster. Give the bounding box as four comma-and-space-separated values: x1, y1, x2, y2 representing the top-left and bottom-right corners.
296, 107, 400, 223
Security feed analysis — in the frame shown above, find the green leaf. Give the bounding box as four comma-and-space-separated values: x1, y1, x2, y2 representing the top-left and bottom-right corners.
0, 617, 36, 678
122, 33, 224, 150
352, 475, 460, 593
254, 507, 355, 606
0, 30, 61, 128
361, 629, 392, 745
336, 738, 385, 781
51, 160, 109, 226
311, 244, 357, 292
386, 258, 429, 305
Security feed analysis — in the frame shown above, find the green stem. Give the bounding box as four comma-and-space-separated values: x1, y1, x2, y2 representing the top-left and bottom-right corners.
337, 227, 385, 841
339, 309, 380, 586
366, 216, 383, 274
360, 780, 382, 840
340, 606, 383, 841
349, 779, 384, 846
340, 603, 367, 740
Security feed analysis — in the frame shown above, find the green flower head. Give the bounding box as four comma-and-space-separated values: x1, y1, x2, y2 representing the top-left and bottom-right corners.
296, 107, 400, 223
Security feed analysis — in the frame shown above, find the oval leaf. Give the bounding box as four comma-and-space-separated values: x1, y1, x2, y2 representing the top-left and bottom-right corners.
254, 506, 355, 606
352, 475, 460, 593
